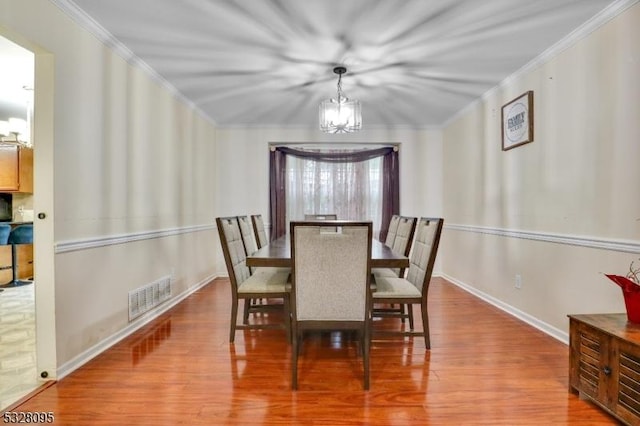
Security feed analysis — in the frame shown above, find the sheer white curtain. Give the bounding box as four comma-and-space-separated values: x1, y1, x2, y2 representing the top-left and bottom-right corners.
285, 153, 383, 235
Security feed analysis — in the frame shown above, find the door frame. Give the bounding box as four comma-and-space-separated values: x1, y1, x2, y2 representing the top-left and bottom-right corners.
0, 26, 57, 381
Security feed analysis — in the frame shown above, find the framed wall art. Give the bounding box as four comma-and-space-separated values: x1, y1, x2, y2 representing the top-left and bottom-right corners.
501, 91, 534, 151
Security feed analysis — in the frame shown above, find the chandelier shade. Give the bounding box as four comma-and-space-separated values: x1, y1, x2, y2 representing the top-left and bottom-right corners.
319, 66, 362, 133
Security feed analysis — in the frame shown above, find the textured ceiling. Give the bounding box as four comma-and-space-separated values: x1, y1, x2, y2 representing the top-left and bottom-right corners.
65, 0, 615, 129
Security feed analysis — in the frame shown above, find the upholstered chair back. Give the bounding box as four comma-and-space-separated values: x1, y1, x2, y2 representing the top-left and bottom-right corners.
303, 214, 337, 220
0, 224, 11, 245
392, 217, 417, 256
291, 222, 371, 321
8, 224, 33, 245
406, 218, 444, 294
237, 215, 257, 256
216, 217, 251, 290
387, 216, 417, 277
303, 214, 338, 232
251, 214, 269, 249
384, 215, 400, 248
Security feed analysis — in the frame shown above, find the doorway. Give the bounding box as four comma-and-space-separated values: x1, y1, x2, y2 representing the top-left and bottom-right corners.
0, 30, 56, 410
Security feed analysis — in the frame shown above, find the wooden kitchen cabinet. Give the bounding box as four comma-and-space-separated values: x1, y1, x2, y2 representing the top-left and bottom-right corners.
569, 314, 640, 425
0, 143, 33, 193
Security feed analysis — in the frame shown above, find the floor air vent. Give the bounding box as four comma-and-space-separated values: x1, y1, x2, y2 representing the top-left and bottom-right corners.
128, 275, 172, 321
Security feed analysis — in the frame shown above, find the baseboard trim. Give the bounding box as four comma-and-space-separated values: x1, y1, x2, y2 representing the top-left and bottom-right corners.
445, 223, 640, 254
439, 273, 569, 345
56, 274, 219, 380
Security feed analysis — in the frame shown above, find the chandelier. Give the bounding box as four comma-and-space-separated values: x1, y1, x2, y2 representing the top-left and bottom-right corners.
319, 66, 362, 133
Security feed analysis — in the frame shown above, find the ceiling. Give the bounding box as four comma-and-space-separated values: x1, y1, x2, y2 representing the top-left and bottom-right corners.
59, 0, 616, 129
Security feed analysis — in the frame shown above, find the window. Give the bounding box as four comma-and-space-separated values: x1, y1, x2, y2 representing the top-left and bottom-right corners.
269, 146, 398, 242
285, 153, 383, 234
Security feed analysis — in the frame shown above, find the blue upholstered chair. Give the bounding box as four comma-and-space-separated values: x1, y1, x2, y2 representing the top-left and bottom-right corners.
1, 224, 33, 288
0, 224, 10, 245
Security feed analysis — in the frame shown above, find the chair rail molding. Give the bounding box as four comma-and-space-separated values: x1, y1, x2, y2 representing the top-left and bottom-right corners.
445, 223, 640, 254
55, 224, 217, 254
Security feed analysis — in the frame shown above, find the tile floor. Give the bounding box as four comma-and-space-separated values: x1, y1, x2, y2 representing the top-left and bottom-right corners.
0, 283, 38, 410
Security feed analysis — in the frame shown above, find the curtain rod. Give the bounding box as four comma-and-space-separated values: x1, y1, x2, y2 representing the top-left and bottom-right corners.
268, 142, 399, 149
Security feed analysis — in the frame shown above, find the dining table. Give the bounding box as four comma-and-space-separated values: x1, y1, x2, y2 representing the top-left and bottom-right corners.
246, 234, 410, 269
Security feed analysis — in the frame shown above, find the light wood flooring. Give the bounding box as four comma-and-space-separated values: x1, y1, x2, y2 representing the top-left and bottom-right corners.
5, 277, 619, 425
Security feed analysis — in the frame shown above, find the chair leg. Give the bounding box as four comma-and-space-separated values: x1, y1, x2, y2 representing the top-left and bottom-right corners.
243, 299, 250, 324
229, 299, 238, 343
421, 301, 430, 349
284, 295, 291, 344
363, 327, 370, 390
291, 328, 299, 390
397, 304, 405, 323
408, 304, 414, 330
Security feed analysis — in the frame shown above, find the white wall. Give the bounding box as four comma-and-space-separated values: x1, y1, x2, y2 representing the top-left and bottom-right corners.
213, 126, 443, 273
441, 3, 640, 338
2, 0, 218, 368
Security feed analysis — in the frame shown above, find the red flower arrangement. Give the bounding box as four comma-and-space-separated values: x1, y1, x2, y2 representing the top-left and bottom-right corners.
605, 259, 640, 323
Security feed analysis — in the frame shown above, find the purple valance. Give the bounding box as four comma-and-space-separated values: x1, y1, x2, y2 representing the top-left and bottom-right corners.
275, 146, 394, 164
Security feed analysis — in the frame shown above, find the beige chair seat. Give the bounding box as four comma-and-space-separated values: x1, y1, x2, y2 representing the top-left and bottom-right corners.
238, 269, 290, 294
373, 276, 421, 298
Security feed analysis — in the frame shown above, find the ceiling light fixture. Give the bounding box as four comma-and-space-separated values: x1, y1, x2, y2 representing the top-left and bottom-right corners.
319, 66, 362, 134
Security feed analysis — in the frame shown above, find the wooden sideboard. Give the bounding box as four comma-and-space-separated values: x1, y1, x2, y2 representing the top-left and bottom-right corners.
568, 313, 640, 425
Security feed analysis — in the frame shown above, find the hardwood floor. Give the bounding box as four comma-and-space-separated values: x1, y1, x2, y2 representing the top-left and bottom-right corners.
5, 277, 618, 425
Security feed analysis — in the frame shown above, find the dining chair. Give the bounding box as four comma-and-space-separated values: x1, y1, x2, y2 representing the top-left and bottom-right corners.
250, 214, 269, 249
384, 215, 400, 248
372, 216, 417, 326
373, 216, 417, 279
304, 214, 338, 232
238, 215, 290, 323
303, 214, 337, 220
216, 216, 291, 343
371, 217, 444, 349
237, 216, 258, 263
289, 220, 372, 390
